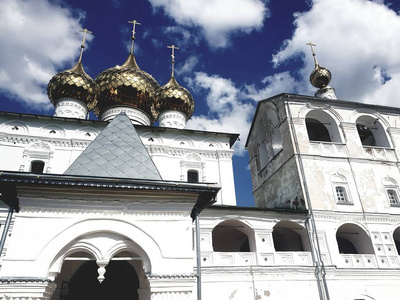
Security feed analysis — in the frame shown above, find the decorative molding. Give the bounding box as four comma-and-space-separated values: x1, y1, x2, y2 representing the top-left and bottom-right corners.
387, 127, 400, 135
159, 110, 186, 129
1, 135, 92, 149
19, 205, 189, 219
54, 98, 88, 119
146, 145, 233, 160
101, 107, 151, 125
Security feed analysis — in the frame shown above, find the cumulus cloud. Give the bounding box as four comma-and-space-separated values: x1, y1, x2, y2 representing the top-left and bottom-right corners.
245, 72, 303, 101
148, 0, 267, 48
186, 72, 292, 155
0, 0, 88, 110
272, 0, 400, 106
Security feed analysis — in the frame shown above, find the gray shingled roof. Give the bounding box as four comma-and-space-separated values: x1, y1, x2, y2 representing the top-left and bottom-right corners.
64, 113, 162, 180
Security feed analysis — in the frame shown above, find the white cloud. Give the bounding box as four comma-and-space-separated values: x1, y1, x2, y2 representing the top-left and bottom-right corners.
0, 0, 88, 110
272, 0, 400, 106
148, 0, 267, 48
246, 72, 303, 101
185, 72, 253, 155
176, 56, 199, 75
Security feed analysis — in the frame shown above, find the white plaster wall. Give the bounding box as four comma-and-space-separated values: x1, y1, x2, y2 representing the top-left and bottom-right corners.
0, 195, 196, 279
0, 115, 237, 206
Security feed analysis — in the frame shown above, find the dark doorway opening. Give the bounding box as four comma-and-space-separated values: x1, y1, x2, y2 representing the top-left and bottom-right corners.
66, 261, 139, 300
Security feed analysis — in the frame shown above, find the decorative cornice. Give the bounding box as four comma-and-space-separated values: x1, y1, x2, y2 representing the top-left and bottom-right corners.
0, 277, 53, 283
0, 135, 92, 149
146, 145, 233, 160
313, 210, 400, 224
147, 274, 196, 279
20, 206, 189, 218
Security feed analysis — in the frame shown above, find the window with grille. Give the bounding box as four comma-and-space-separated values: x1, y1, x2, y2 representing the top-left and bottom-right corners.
187, 170, 199, 183
335, 186, 348, 203
387, 189, 399, 205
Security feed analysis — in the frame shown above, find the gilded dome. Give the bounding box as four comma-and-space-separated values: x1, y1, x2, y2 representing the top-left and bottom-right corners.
47, 61, 97, 110
155, 76, 195, 119
94, 54, 160, 122
310, 65, 332, 89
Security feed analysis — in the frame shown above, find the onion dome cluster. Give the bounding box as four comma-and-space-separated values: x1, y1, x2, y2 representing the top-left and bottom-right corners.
48, 54, 195, 124
93, 54, 160, 122
47, 61, 97, 110
155, 76, 194, 119
47, 26, 195, 125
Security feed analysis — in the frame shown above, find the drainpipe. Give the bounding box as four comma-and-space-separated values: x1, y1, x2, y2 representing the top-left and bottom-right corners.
0, 182, 19, 256
285, 99, 330, 300
194, 210, 202, 300
191, 192, 217, 300
0, 207, 14, 255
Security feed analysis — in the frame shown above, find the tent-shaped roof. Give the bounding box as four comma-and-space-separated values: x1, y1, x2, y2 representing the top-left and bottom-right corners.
64, 113, 162, 180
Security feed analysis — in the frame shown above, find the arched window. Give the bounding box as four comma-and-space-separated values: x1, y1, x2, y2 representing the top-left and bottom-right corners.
336, 224, 374, 254
272, 221, 310, 252
335, 186, 348, 203
305, 110, 342, 143
332, 173, 352, 205
356, 116, 390, 148
187, 170, 199, 183
383, 177, 400, 206
212, 220, 254, 252
387, 189, 399, 205
31, 160, 45, 174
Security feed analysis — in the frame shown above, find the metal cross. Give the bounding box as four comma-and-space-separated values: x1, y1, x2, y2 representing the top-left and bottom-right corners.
78, 28, 92, 63
129, 20, 141, 40
128, 20, 141, 55
306, 42, 318, 66
167, 45, 179, 77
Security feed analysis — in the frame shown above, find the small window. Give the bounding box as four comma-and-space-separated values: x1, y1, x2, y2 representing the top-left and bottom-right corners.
187, 170, 199, 183
336, 186, 348, 203
31, 160, 45, 174
387, 189, 399, 206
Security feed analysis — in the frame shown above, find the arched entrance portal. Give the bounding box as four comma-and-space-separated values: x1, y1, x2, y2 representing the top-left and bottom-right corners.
66, 261, 139, 300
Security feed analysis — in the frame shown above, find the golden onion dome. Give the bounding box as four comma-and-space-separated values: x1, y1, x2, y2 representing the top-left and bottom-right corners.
155, 76, 195, 119
94, 54, 160, 121
47, 61, 97, 110
310, 64, 332, 89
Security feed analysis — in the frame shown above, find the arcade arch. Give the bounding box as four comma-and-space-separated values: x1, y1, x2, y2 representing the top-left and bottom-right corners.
272, 221, 311, 252
336, 223, 374, 254
212, 219, 255, 252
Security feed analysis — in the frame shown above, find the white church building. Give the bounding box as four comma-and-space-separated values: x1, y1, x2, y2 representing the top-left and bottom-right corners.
1, 27, 400, 300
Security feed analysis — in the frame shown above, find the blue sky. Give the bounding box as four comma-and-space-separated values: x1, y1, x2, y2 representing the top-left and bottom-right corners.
1, 0, 400, 206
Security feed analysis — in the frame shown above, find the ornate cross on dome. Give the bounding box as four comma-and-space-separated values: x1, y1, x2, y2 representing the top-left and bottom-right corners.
78, 28, 92, 63
167, 45, 179, 77
306, 42, 319, 66
128, 20, 141, 55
